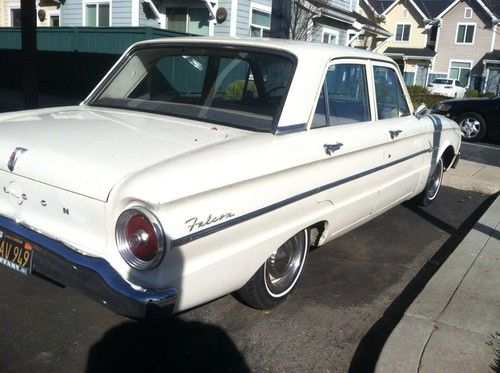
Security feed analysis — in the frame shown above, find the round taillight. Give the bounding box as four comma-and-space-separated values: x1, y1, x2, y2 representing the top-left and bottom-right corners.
116, 207, 165, 270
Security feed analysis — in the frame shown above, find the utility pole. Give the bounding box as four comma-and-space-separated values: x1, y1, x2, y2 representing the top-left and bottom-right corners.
270, 0, 292, 39
21, 0, 39, 108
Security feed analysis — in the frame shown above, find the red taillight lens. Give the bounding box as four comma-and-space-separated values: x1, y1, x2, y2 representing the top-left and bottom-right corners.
125, 214, 158, 261
116, 207, 165, 270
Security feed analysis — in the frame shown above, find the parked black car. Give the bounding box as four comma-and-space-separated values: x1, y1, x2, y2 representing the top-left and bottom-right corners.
432, 96, 500, 142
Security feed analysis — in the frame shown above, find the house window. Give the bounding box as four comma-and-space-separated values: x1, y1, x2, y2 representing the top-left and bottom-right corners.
86, 3, 110, 27
322, 29, 339, 45
50, 15, 60, 26
10, 8, 21, 26
456, 24, 475, 44
464, 7, 472, 18
449, 61, 471, 87
166, 7, 209, 36
395, 24, 410, 41
250, 8, 271, 37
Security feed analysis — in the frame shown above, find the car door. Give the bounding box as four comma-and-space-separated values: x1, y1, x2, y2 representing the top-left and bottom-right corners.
309, 60, 385, 237
371, 62, 429, 212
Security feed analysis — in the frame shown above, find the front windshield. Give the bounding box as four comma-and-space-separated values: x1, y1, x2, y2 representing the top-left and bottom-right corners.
89, 46, 295, 132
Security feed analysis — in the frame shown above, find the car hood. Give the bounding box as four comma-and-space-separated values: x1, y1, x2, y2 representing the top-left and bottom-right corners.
0, 106, 245, 201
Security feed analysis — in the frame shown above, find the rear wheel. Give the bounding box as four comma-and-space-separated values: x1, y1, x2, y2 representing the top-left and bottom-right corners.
457, 112, 487, 142
235, 229, 309, 309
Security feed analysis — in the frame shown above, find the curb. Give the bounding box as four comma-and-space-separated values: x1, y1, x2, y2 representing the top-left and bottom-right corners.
375, 194, 500, 372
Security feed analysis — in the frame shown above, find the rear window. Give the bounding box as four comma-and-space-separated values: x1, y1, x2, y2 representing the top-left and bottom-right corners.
433, 79, 453, 85
88, 46, 296, 132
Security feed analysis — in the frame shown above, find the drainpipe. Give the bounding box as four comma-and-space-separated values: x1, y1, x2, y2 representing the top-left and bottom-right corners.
271, 0, 291, 39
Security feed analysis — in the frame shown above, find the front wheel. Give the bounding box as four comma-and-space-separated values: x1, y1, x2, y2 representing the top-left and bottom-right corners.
235, 229, 309, 310
413, 158, 444, 207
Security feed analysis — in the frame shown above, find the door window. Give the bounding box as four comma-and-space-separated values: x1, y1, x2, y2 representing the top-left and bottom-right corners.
373, 66, 410, 120
312, 64, 370, 127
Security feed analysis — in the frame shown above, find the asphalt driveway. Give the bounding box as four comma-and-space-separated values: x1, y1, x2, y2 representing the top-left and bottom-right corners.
0, 187, 491, 373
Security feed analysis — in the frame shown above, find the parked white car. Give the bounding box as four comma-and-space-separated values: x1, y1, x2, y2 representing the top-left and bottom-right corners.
427, 78, 467, 98
0, 38, 461, 318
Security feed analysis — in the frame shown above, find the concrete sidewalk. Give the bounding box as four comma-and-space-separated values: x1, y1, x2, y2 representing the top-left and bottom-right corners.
375, 194, 500, 372
443, 143, 500, 195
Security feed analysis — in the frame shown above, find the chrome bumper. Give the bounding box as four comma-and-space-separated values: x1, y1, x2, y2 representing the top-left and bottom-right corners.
0, 215, 177, 319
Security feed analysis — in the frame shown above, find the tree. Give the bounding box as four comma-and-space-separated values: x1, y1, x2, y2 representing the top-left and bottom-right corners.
290, 0, 330, 41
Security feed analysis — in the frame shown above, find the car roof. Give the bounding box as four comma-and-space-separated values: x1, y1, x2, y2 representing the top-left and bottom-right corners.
134, 36, 395, 64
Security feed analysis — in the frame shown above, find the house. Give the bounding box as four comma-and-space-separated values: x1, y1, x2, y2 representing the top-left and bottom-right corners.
0, 0, 61, 26
58, 0, 390, 48
359, 0, 454, 86
432, 0, 500, 93
360, 0, 500, 93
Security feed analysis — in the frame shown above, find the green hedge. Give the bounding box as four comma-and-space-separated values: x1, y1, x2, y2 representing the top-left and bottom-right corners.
406, 85, 446, 109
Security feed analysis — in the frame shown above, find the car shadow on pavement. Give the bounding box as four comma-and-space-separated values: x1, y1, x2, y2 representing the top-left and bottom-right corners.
85, 317, 250, 373
348, 193, 497, 373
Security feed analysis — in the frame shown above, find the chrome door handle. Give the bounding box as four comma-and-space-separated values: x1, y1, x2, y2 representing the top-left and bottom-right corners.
390, 129, 402, 139
324, 143, 343, 155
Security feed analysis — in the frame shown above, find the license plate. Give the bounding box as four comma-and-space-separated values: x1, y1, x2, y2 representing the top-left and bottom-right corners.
0, 229, 33, 275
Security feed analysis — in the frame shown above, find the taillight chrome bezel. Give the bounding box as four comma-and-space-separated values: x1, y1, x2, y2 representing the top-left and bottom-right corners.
115, 206, 165, 270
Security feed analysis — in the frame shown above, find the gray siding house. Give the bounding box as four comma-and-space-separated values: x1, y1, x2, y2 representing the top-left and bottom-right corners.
60, 0, 390, 49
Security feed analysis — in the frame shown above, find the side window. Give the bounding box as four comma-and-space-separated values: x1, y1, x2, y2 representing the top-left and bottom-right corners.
312, 84, 328, 128
373, 66, 410, 120
311, 63, 370, 128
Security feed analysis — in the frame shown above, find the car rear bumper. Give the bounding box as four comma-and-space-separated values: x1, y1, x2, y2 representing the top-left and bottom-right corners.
0, 215, 177, 319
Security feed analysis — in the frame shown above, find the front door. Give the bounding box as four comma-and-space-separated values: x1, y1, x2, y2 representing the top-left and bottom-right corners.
415, 64, 429, 87
372, 63, 429, 212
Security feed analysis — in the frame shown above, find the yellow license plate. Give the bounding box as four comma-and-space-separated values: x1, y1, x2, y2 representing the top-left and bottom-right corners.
0, 229, 33, 275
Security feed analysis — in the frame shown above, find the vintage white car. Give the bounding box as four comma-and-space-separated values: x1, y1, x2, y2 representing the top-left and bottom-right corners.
0, 38, 461, 318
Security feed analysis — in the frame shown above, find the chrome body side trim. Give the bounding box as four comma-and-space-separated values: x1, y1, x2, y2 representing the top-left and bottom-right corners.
172, 147, 430, 247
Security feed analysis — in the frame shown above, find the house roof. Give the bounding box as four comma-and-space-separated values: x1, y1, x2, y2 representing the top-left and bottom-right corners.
384, 46, 437, 58
363, 0, 396, 14
437, 0, 500, 20
481, 0, 500, 18
308, 0, 392, 36
413, 0, 454, 18
365, 0, 454, 19
483, 50, 500, 61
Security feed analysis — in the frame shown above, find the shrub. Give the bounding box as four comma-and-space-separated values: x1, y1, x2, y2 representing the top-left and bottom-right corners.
465, 89, 479, 97
482, 91, 496, 98
225, 80, 258, 100
406, 85, 447, 109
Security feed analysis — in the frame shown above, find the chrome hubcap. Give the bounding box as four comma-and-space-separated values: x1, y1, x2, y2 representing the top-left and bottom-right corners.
264, 231, 306, 297
427, 160, 443, 200
459, 117, 480, 139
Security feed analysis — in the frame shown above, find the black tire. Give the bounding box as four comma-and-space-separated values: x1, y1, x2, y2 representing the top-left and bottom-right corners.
456, 112, 487, 142
235, 229, 309, 310
413, 158, 444, 207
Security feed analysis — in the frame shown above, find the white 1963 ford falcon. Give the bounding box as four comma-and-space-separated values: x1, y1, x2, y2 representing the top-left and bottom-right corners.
0, 38, 460, 318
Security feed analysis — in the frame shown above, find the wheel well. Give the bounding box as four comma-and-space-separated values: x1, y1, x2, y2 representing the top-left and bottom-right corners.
441, 146, 456, 170
308, 221, 328, 247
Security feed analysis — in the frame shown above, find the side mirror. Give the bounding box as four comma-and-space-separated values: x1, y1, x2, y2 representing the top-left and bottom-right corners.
413, 103, 427, 119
